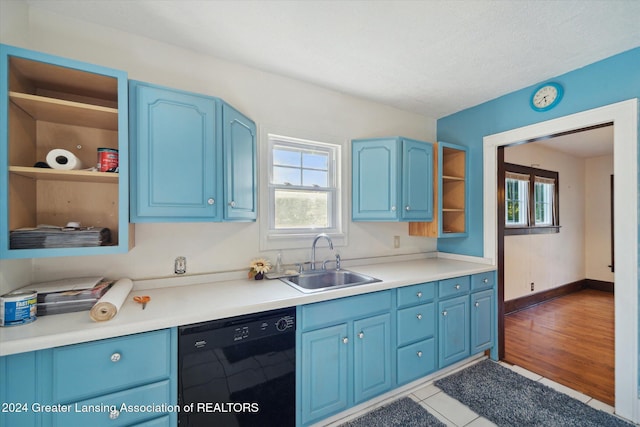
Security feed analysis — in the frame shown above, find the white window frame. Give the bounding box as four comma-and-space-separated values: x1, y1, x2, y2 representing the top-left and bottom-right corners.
259, 126, 347, 251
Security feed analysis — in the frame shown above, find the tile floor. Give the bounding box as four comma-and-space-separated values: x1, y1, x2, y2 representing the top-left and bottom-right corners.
327, 359, 618, 427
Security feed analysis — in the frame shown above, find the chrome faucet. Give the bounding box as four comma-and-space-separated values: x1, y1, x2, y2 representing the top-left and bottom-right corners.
310, 233, 333, 270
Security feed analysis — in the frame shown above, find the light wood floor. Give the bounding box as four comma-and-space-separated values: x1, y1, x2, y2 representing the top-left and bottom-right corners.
504, 289, 614, 405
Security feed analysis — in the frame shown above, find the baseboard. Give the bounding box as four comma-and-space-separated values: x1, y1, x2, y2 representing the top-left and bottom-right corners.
584, 278, 614, 293
504, 280, 585, 314
504, 278, 615, 314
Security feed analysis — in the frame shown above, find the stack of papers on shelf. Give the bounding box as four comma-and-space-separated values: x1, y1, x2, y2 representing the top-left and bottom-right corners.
17, 277, 115, 316
9, 226, 108, 249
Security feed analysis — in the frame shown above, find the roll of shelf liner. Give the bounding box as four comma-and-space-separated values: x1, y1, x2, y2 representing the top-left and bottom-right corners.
89, 278, 133, 322
46, 148, 84, 170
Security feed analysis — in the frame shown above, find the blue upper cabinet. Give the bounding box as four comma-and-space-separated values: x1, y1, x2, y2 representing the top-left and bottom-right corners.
409, 141, 468, 238
129, 81, 221, 221
222, 104, 257, 221
129, 81, 256, 222
352, 137, 433, 221
0, 44, 132, 259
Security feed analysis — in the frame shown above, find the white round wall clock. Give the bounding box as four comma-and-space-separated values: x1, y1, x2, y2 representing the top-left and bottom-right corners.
530, 82, 564, 111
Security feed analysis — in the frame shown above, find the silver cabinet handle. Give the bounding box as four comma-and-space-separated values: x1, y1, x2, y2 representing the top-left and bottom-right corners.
455, 284, 460, 290
109, 409, 120, 420
416, 313, 422, 320
442, 310, 448, 316
228, 201, 236, 207
207, 198, 215, 205
416, 291, 423, 298
110, 353, 121, 363
417, 351, 423, 358
475, 301, 480, 307
342, 337, 349, 344
391, 206, 397, 211
358, 332, 364, 339
405, 206, 410, 211
483, 278, 489, 283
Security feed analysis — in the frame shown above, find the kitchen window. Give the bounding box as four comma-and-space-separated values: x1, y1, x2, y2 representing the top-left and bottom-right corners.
265, 133, 343, 244
505, 163, 559, 235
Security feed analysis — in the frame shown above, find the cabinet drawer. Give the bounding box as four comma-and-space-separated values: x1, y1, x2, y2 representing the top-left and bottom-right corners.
301, 291, 391, 330
438, 276, 470, 299
396, 303, 435, 347
397, 282, 436, 308
397, 338, 436, 385
53, 380, 172, 427
471, 272, 495, 290
52, 329, 172, 402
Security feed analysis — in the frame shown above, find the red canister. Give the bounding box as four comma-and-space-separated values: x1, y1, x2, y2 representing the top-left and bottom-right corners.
97, 148, 119, 172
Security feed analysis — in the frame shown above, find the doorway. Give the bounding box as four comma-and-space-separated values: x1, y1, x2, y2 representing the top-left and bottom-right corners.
497, 124, 615, 404
482, 99, 638, 422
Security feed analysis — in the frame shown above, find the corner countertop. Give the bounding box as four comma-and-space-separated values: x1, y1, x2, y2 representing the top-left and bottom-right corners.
0, 255, 495, 356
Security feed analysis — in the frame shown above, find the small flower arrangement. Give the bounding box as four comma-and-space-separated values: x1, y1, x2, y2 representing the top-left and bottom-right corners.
248, 258, 271, 280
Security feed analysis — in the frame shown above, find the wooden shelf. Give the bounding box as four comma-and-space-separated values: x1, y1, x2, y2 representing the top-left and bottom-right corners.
10, 92, 118, 130
443, 208, 465, 212
443, 175, 464, 181
9, 166, 118, 184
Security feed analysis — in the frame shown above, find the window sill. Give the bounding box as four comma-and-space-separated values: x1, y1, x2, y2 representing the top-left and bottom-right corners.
504, 226, 560, 236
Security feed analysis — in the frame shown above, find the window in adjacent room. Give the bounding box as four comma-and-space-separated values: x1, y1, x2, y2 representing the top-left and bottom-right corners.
267, 134, 342, 238
504, 163, 559, 235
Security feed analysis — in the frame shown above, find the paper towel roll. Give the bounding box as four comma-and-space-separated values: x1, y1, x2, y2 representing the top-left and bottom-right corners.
89, 278, 133, 322
46, 149, 84, 170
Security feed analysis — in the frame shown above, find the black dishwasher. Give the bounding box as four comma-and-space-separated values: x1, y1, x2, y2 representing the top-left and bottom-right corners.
178, 307, 296, 427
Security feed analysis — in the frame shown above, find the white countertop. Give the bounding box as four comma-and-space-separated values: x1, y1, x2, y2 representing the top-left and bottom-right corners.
0, 256, 495, 356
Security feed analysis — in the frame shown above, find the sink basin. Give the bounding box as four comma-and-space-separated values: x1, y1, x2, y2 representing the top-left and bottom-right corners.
280, 269, 381, 293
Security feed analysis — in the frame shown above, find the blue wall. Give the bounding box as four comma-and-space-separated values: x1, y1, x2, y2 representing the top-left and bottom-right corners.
436, 47, 640, 256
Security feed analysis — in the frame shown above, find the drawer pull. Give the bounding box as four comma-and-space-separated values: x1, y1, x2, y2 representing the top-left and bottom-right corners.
207, 198, 215, 205
342, 337, 349, 344
442, 310, 448, 316
391, 206, 397, 212
229, 200, 236, 207
475, 301, 480, 307
417, 351, 423, 358
110, 353, 121, 363
416, 313, 422, 320
109, 409, 120, 420
358, 332, 364, 339
455, 284, 460, 290
483, 278, 489, 284
405, 205, 411, 211
416, 291, 423, 298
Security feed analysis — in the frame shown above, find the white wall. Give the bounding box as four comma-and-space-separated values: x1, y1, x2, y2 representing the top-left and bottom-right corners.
584, 155, 614, 283
503, 143, 585, 301
0, 5, 437, 288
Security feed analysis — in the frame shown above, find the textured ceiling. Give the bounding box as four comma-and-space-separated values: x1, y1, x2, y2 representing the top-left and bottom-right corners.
24, 0, 640, 120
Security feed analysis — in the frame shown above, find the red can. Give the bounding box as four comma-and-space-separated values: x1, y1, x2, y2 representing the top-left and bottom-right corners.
97, 148, 119, 172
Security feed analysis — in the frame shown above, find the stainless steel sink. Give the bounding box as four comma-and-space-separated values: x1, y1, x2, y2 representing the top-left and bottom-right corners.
280, 269, 381, 293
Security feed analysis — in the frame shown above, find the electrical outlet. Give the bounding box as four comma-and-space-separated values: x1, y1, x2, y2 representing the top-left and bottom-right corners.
393, 236, 400, 248
175, 256, 187, 274
530, 282, 535, 291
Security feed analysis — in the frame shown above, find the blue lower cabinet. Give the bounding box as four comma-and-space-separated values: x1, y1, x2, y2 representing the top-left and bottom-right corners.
471, 289, 495, 354
0, 329, 177, 427
353, 314, 392, 404
397, 338, 436, 384
438, 294, 470, 367
298, 291, 392, 426
300, 324, 349, 425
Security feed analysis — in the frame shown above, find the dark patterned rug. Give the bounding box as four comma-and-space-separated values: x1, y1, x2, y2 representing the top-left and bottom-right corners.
338, 397, 445, 427
435, 359, 634, 427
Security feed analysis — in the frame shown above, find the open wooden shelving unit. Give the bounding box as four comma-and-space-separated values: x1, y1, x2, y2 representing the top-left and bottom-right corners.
409, 142, 467, 237
2, 48, 132, 257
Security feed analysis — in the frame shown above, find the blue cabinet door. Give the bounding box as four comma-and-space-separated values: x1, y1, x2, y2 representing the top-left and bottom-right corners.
401, 139, 434, 220
438, 295, 470, 367
130, 81, 221, 221
300, 324, 349, 425
352, 138, 399, 220
222, 104, 257, 221
471, 289, 494, 354
353, 313, 392, 404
